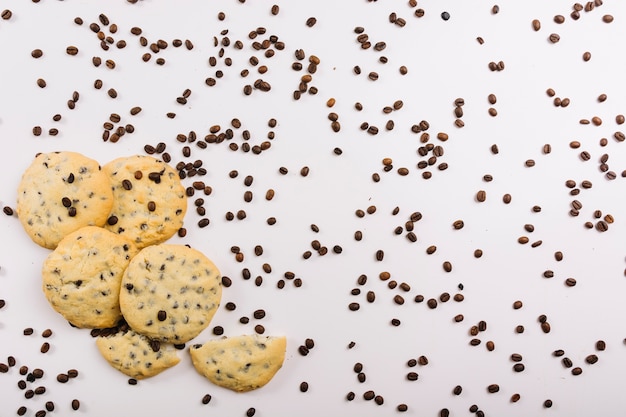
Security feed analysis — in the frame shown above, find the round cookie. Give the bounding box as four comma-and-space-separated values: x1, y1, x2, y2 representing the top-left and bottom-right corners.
16, 151, 114, 249
42, 226, 139, 329
119, 244, 222, 343
102, 155, 187, 249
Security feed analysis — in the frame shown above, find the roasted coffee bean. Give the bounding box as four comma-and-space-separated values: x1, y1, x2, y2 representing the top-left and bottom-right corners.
348, 302, 360, 311
71, 400, 80, 410
487, 384, 500, 393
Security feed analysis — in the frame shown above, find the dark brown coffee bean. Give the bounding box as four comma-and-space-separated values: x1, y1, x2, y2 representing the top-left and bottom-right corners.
548, 33, 560, 43
571, 367, 583, 375
40, 342, 50, 353
71, 400, 80, 410
487, 384, 500, 393
443, 261, 452, 272
565, 278, 577, 287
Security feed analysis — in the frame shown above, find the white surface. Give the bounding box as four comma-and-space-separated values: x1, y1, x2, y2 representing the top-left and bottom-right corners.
1, 0, 626, 416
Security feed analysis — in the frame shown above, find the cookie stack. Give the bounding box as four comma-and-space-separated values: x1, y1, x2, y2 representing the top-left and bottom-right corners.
16, 151, 285, 391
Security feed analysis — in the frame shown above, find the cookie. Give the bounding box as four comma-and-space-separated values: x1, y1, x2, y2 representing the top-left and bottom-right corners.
119, 244, 222, 343
102, 155, 187, 248
96, 330, 180, 379
16, 151, 114, 249
42, 226, 139, 329
189, 334, 287, 392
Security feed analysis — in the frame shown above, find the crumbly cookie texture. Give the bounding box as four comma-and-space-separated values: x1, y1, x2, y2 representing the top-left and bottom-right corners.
119, 244, 222, 343
42, 226, 139, 328
16, 151, 114, 249
189, 334, 287, 392
102, 155, 187, 249
96, 330, 180, 379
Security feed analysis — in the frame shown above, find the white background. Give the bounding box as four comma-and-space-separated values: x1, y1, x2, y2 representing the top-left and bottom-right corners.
1, 0, 625, 416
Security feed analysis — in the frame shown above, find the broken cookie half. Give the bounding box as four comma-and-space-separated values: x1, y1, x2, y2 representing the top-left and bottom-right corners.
96, 330, 180, 379
190, 334, 286, 392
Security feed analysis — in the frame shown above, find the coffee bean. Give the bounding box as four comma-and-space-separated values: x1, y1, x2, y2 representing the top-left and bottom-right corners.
565, 278, 577, 287
572, 367, 583, 375
532, 19, 541, 31
71, 400, 80, 410
487, 384, 500, 393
